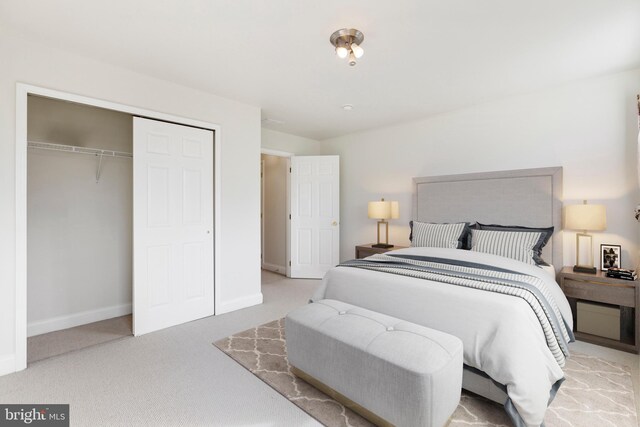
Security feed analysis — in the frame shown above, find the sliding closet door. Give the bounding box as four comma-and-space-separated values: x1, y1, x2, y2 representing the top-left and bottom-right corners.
133, 117, 214, 336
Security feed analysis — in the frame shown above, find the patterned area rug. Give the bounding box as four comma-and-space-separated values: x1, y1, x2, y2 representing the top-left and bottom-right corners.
214, 319, 638, 427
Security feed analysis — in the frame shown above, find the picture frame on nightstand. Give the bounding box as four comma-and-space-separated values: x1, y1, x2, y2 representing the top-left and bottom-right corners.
600, 244, 621, 271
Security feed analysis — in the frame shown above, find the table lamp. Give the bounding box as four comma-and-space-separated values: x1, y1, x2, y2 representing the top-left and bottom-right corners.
368, 198, 399, 248
564, 200, 607, 274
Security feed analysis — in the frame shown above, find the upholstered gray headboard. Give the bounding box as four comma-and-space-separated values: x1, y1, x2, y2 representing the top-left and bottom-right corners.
412, 167, 563, 270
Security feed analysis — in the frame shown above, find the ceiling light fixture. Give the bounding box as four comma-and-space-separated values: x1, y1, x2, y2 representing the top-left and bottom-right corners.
330, 28, 364, 67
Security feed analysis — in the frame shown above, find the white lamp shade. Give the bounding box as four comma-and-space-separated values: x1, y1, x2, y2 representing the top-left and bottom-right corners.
564, 203, 607, 231
390, 201, 400, 219
368, 200, 399, 220
351, 42, 364, 58
368, 201, 390, 219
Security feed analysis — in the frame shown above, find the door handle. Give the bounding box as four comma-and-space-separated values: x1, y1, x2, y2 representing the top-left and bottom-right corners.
332, 221, 338, 226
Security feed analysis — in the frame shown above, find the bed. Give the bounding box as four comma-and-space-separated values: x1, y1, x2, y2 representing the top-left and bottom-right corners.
311, 167, 572, 427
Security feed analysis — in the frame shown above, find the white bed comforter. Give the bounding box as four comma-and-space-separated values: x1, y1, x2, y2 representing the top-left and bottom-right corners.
311, 247, 573, 427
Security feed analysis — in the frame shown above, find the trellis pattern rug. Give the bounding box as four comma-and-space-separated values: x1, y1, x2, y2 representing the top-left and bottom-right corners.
214, 319, 638, 427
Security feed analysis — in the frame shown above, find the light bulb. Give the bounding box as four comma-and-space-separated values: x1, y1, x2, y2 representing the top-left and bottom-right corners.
348, 51, 357, 66
351, 43, 364, 59
336, 46, 348, 59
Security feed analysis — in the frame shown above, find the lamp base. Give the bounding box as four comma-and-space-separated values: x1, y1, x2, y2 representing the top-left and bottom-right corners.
372, 243, 394, 249
573, 265, 597, 274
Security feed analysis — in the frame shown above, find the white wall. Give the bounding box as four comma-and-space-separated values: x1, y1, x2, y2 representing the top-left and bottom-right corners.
27, 97, 133, 336
0, 32, 262, 374
321, 68, 640, 269
262, 128, 321, 155
261, 154, 288, 273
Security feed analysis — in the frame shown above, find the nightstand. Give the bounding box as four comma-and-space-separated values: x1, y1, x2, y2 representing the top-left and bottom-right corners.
559, 267, 639, 354
355, 243, 408, 259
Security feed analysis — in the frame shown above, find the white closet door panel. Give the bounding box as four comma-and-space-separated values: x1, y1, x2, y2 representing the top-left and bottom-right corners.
184, 241, 206, 299
183, 169, 202, 224
147, 166, 171, 227
290, 156, 340, 279
133, 117, 214, 336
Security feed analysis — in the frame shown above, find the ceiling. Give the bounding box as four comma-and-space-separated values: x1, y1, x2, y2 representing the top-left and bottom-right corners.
2, 1, 639, 140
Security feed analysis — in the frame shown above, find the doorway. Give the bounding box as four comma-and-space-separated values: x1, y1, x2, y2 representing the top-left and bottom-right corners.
15, 84, 222, 372
260, 149, 292, 277
259, 151, 341, 280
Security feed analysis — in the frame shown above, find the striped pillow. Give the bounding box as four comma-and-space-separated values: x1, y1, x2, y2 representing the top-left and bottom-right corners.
470, 223, 553, 265
470, 229, 542, 265
410, 221, 469, 249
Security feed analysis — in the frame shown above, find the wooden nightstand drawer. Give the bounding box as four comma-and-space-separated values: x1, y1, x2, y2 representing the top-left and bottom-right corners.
562, 279, 635, 307
559, 266, 639, 353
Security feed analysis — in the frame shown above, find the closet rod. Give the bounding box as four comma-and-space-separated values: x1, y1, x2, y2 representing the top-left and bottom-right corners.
27, 141, 132, 159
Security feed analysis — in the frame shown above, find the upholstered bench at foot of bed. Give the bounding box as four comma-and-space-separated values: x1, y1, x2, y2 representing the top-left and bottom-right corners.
285, 299, 463, 427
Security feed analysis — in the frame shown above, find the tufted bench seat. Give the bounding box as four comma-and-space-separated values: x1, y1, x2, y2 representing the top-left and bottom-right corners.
286, 299, 463, 427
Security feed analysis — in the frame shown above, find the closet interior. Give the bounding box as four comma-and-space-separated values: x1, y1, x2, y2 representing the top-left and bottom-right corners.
27, 95, 133, 364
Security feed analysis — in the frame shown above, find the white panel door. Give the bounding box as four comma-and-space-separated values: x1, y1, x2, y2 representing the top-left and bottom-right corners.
133, 117, 214, 336
290, 156, 339, 279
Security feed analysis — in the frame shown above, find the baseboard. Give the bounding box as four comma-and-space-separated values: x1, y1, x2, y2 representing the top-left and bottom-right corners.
27, 303, 132, 337
261, 262, 286, 275
217, 293, 263, 315
0, 355, 16, 377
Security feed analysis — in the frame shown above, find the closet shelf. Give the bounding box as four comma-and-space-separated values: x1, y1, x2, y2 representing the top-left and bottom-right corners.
28, 140, 132, 183
27, 141, 132, 159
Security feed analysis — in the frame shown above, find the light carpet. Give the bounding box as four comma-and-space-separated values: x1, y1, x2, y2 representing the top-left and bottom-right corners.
28, 315, 132, 364
215, 318, 638, 427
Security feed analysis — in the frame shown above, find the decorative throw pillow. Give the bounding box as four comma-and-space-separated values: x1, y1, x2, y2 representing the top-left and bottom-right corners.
410, 221, 470, 249
470, 229, 545, 265
470, 223, 554, 265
